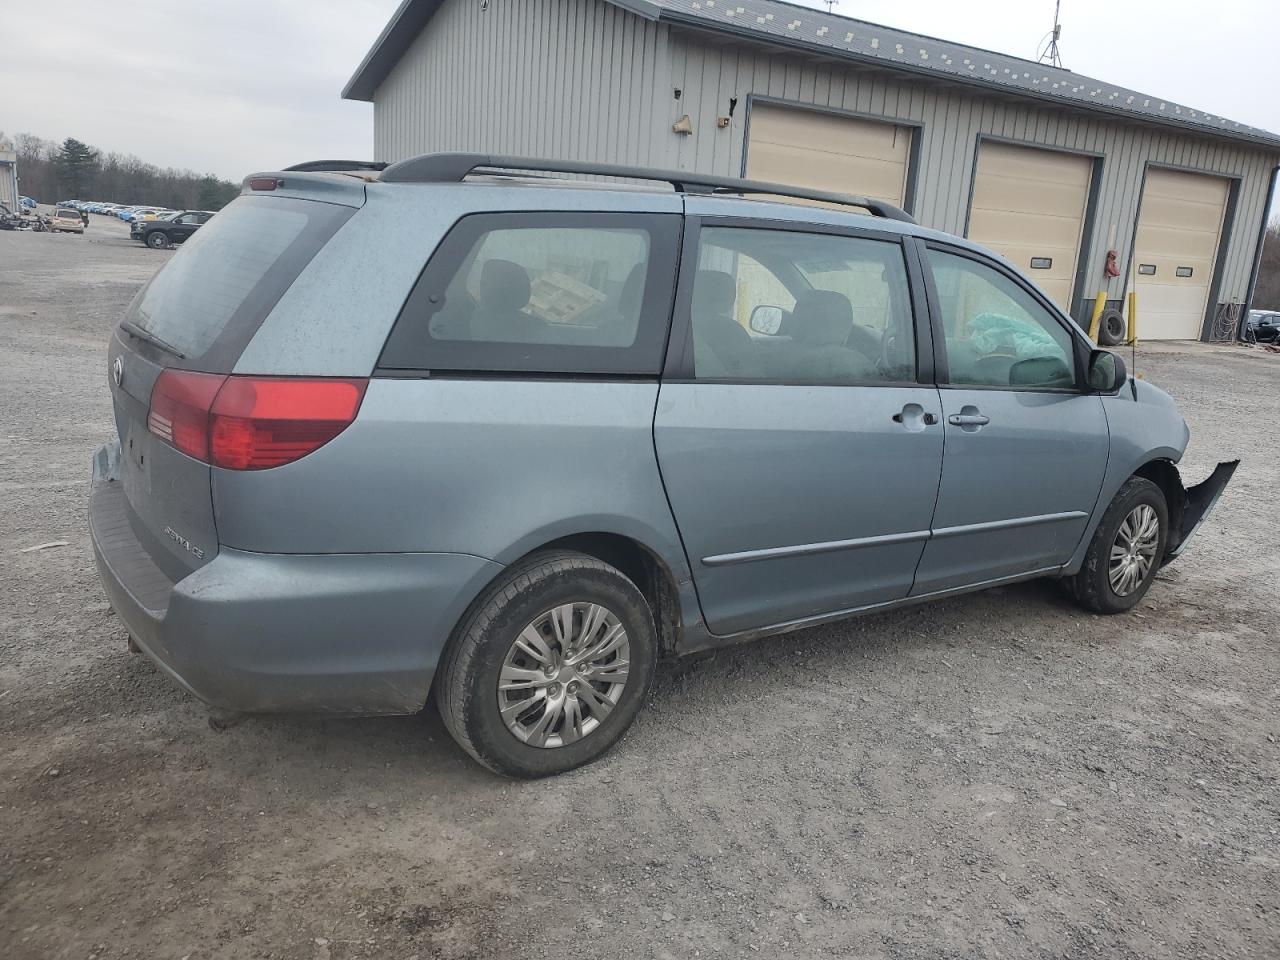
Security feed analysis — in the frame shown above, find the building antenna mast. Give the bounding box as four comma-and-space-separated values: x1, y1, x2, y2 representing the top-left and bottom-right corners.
1038, 0, 1064, 68
822, 0, 838, 12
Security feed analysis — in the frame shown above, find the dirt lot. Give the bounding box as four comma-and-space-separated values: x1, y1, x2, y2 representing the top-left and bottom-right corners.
2, 213, 1277, 960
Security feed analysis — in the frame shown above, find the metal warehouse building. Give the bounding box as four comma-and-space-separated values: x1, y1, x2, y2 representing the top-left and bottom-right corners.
344, 0, 1280, 340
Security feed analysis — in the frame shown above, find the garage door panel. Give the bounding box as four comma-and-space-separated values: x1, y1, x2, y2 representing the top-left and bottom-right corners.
1135, 226, 1221, 261
1133, 168, 1229, 340
968, 209, 1083, 251
749, 106, 909, 162
966, 142, 1092, 312
1138, 198, 1230, 236
747, 140, 909, 201
1138, 308, 1208, 341
971, 177, 1089, 221
1143, 170, 1231, 206
1139, 281, 1212, 313
745, 104, 911, 209
977, 147, 1092, 188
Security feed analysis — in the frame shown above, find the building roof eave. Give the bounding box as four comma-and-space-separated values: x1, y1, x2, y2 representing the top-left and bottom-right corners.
342, 0, 661, 102
342, 0, 1280, 152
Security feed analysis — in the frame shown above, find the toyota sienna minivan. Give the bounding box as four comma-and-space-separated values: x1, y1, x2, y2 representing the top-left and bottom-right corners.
90, 153, 1236, 777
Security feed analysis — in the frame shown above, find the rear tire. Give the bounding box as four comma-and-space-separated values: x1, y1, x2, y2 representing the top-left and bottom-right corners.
146, 231, 170, 249
436, 550, 657, 778
1066, 477, 1168, 614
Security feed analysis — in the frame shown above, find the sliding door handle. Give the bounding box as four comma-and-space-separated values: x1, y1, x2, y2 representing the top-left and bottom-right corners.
892, 404, 939, 430
948, 413, 990, 426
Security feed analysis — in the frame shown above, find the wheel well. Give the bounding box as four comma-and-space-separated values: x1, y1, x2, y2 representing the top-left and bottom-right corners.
1133, 459, 1186, 541
533, 533, 683, 655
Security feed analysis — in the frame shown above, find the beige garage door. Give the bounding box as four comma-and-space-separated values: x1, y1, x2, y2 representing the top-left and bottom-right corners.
966, 141, 1093, 310
1133, 168, 1230, 340
745, 103, 911, 209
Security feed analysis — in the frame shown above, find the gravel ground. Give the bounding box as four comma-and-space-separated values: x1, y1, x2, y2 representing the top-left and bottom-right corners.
2, 213, 1278, 960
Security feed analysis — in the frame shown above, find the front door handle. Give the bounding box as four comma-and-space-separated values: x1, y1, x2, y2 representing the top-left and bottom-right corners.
948, 405, 990, 431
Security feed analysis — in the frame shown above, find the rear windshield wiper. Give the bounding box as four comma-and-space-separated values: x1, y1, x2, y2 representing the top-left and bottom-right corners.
119, 319, 186, 360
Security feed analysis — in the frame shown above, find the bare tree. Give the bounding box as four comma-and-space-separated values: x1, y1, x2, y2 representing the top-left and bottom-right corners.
6, 131, 240, 209
1254, 223, 1280, 311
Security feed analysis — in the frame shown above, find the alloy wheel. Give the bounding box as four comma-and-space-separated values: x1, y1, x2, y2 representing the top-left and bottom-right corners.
497, 602, 631, 748
1108, 503, 1160, 597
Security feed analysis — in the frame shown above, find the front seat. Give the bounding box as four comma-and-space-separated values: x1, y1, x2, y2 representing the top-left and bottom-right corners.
784, 290, 872, 382
691, 270, 753, 376
471, 259, 544, 342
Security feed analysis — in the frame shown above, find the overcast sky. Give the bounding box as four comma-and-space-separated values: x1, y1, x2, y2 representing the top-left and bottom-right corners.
3, 0, 1277, 196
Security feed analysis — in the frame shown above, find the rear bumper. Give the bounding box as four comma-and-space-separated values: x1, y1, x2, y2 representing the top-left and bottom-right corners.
89, 442, 502, 714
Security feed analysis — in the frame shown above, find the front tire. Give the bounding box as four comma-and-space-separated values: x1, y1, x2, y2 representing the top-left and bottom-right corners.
146, 231, 170, 249
1066, 477, 1168, 614
436, 551, 657, 778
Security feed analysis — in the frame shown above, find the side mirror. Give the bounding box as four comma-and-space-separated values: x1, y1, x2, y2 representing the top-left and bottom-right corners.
749, 304, 784, 336
1087, 349, 1127, 393
1009, 355, 1073, 387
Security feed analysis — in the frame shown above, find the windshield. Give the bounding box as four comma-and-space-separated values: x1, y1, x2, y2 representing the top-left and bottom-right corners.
124, 196, 353, 371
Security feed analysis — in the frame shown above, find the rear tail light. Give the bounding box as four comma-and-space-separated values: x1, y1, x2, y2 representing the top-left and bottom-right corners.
148, 370, 367, 470
147, 370, 226, 460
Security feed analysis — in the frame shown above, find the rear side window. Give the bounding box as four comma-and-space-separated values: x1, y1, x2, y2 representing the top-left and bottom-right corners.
379, 212, 681, 375
125, 196, 353, 371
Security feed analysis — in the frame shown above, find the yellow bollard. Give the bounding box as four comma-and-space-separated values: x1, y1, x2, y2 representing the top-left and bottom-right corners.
1126, 290, 1138, 344
1088, 292, 1107, 341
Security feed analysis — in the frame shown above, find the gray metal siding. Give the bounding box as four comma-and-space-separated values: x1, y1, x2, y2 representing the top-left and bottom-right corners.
371, 0, 1277, 326
374, 0, 671, 167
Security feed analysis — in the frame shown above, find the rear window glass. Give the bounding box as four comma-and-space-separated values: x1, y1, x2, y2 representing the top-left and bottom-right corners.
56, 209, 78, 218
379, 212, 681, 375
124, 196, 353, 371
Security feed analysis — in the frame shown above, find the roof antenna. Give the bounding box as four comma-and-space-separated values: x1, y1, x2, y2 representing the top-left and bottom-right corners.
1037, 0, 1064, 68
822, 0, 838, 12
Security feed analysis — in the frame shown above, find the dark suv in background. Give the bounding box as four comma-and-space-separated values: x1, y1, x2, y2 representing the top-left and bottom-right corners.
135, 210, 214, 248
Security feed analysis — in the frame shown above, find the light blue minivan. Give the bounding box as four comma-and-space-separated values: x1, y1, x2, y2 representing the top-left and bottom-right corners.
90, 154, 1236, 777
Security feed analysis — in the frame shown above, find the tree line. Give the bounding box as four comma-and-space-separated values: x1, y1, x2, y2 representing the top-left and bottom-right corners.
3, 133, 241, 211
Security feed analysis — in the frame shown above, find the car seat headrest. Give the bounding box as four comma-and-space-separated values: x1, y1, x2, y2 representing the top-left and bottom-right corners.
792, 290, 854, 346
479, 259, 532, 312
692, 270, 737, 318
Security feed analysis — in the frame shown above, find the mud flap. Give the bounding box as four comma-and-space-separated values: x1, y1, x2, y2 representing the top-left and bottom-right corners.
1163, 460, 1239, 565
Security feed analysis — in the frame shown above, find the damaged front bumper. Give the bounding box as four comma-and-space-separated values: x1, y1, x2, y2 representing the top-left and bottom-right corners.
1163, 460, 1240, 564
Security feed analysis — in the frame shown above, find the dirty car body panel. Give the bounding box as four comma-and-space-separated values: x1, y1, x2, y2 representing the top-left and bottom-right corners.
88, 160, 1236, 723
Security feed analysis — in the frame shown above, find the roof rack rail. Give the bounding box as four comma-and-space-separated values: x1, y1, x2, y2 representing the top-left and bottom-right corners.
377, 153, 916, 223
282, 159, 389, 173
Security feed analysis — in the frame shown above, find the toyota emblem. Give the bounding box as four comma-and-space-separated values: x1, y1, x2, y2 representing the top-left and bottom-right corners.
112, 356, 124, 387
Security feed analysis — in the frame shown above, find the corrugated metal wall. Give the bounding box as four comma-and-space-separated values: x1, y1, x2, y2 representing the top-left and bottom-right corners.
374, 0, 671, 167
372, 0, 1278, 328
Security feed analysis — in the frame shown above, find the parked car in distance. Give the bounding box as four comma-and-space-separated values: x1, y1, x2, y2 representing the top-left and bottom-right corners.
50, 207, 85, 233
136, 209, 213, 248
90, 154, 1238, 778
130, 210, 177, 240
20, 196, 36, 208
1245, 309, 1280, 342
